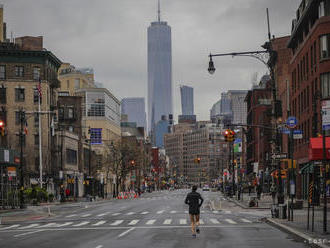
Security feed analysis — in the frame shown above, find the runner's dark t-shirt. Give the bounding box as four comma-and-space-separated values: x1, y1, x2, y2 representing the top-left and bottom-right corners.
185, 191, 204, 215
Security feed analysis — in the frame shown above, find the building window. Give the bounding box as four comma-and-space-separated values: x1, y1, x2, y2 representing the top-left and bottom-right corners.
35, 134, 39, 145
33, 88, 42, 104
0, 65, 5, 79
34, 113, 39, 128
15, 88, 25, 102
15, 66, 24, 77
67, 108, 74, 119
66, 149, 77, 165
33, 67, 40, 80
35, 156, 40, 172
319, 1, 330, 17
58, 108, 64, 120
321, 72, 330, 98
58, 91, 69, 96
90, 128, 102, 144
320, 34, 330, 59
0, 87, 6, 104
66, 80, 69, 89
74, 79, 80, 89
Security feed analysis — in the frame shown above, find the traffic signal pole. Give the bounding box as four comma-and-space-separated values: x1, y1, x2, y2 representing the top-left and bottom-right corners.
19, 109, 25, 209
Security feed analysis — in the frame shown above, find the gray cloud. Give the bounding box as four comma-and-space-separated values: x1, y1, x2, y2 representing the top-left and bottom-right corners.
2, 0, 301, 121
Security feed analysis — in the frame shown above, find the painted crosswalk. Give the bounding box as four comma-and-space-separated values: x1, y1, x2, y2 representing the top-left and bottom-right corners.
0, 217, 256, 231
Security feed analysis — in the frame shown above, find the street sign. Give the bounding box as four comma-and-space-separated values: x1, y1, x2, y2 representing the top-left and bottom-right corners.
293, 130, 303, 139
271, 153, 288, 159
322, 100, 330, 130
279, 127, 290, 134
287, 116, 298, 129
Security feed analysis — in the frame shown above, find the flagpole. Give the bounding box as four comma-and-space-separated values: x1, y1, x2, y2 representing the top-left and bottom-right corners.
38, 81, 43, 188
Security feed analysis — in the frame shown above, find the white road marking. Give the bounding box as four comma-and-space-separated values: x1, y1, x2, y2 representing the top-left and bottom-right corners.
224, 211, 231, 214
146, 219, 156, 225
56, 222, 73, 227
201, 211, 205, 213
128, 220, 139, 225
92, 221, 106, 226
82, 214, 91, 217
39, 223, 57, 228
72, 221, 89, 227
179, 219, 187, 225
170, 211, 176, 213
184, 211, 188, 214
212, 211, 219, 214
14, 229, 44, 237
199, 219, 204, 225
112, 213, 121, 216
118, 227, 135, 238
110, 220, 124, 226
140, 211, 149, 215
18, 224, 40, 229
156, 210, 164, 214
210, 218, 220, 224
95, 245, 103, 248
225, 219, 237, 224
97, 212, 110, 217
163, 219, 172, 225
66, 214, 77, 218
126, 212, 135, 215
241, 218, 252, 223
0, 224, 20, 230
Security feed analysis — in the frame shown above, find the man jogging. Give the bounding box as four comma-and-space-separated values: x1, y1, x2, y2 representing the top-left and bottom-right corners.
185, 185, 204, 237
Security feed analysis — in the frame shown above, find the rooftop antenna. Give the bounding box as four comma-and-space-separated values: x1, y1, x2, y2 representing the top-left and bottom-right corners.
157, 0, 161, 22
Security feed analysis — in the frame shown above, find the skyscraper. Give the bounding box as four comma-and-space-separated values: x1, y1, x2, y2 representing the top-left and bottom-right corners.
147, 0, 172, 138
121, 97, 147, 130
227, 90, 248, 125
180, 85, 194, 115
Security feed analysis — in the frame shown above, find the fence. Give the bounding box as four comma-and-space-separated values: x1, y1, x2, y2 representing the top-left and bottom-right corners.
0, 166, 20, 209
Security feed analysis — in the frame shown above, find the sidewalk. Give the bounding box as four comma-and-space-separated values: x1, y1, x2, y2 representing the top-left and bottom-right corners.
228, 192, 330, 248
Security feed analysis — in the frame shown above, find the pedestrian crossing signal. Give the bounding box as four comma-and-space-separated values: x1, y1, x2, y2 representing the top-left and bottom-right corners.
0, 120, 5, 136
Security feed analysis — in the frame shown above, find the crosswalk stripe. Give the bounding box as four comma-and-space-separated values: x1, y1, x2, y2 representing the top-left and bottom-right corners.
179, 219, 187, 225
97, 212, 110, 217
92, 221, 106, 226
146, 219, 156, 225
66, 214, 77, 218
225, 219, 237, 224
18, 224, 40, 229
184, 211, 188, 214
0, 224, 20, 230
56, 222, 73, 227
212, 211, 219, 214
201, 211, 205, 213
110, 220, 124, 226
163, 219, 172, 224
170, 211, 176, 213
112, 213, 121, 216
126, 212, 135, 215
39, 223, 57, 228
241, 218, 252, 223
157, 210, 164, 214
210, 218, 220, 224
224, 211, 231, 214
82, 214, 91, 217
128, 220, 139, 225
199, 219, 204, 225
141, 211, 149, 215
73, 221, 89, 227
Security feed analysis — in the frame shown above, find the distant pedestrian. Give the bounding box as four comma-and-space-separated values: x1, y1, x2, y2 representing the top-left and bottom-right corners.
248, 182, 252, 196
185, 185, 204, 238
256, 184, 262, 200
270, 183, 277, 204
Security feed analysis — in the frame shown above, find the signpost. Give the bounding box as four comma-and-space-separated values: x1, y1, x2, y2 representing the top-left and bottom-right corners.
293, 130, 303, 139
322, 100, 330, 130
271, 153, 287, 160
287, 116, 298, 129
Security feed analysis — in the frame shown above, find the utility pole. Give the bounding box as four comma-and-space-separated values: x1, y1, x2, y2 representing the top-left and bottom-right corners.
19, 109, 25, 209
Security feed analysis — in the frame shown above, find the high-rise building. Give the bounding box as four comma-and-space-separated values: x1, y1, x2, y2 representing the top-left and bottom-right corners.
121, 97, 146, 130
227, 90, 248, 125
147, 1, 172, 138
180, 85, 194, 115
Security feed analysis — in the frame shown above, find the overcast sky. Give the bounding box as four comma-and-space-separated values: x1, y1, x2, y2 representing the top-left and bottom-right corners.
3, 0, 300, 121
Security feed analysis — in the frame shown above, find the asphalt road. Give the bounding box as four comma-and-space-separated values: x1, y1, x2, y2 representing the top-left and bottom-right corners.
0, 189, 310, 248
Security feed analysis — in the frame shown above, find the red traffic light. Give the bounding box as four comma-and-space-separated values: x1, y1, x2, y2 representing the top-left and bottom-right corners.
0, 120, 4, 127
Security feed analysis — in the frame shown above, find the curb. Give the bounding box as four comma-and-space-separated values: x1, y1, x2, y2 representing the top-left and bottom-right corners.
265, 218, 330, 248
226, 197, 270, 210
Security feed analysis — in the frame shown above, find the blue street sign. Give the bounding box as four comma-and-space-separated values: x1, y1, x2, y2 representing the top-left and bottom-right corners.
287, 116, 298, 129
323, 124, 330, 131
279, 127, 290, 134
293, 130, 302, 134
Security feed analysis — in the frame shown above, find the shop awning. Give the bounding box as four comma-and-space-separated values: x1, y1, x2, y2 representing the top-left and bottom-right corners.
308, 137, 330, 160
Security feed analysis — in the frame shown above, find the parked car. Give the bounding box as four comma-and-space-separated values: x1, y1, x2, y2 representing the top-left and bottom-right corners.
202, 185, 210, 191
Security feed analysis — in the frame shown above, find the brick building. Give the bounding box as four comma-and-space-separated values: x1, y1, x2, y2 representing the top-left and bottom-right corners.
287, 0, 330, 199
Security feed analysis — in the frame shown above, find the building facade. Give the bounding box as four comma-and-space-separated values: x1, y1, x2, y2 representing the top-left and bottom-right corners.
227, 90, 248, 125
180, 85, 194, 115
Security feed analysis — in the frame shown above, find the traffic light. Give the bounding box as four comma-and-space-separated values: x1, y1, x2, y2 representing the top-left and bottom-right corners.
0, 120, 4, 136
194, 157, 201, 163
224, 129, 230, 142
130, 160, 136, 166
229, 130, 236, 142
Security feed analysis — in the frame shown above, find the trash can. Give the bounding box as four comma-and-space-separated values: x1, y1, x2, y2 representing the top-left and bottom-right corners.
278, 204, 287, 219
